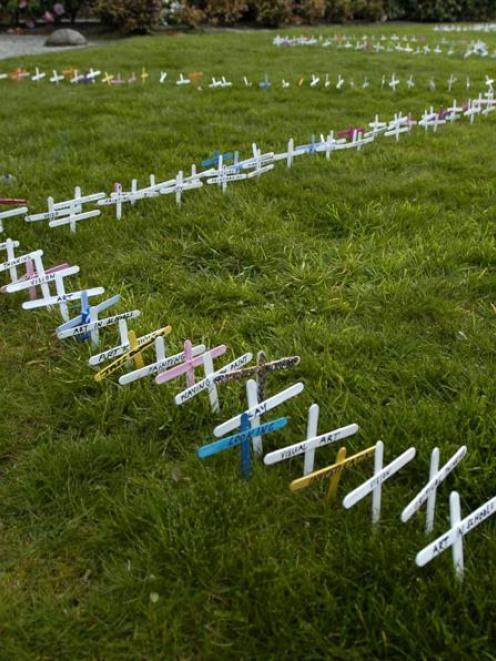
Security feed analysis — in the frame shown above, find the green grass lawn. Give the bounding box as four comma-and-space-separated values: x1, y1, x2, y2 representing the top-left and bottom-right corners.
1, 23, 496, 658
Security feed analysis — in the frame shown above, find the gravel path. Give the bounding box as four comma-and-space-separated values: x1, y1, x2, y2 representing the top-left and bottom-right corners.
0, 33, 107, 60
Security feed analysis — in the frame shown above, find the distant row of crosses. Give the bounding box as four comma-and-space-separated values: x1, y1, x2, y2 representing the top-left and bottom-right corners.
4, 66, 495, 93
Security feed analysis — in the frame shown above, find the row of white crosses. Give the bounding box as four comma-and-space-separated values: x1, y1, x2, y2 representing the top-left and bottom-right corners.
198, 366, 496, 579
24, 187, 105, 234
273, 33, 493, 58
7, 63, 496, 93
16, 87, 494, 228
4, 230, 495, 581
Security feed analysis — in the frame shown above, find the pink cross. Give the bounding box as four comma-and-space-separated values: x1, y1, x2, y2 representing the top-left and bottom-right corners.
155, 340, 226, 387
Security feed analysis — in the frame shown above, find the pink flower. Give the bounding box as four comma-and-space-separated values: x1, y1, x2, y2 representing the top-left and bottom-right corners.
44, 10, 54, 22
53, 3, 65, 16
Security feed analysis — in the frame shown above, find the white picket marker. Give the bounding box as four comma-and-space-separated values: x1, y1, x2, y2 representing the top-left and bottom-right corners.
87, 68, 101, 82
447, 74, 457, 92
159, 72, 168, 84
214, 381, 304, 456
426, 448, 440, 532
401, 446, 467, 533
49, 209, 101, 233
5, 264, 79, 294
388, 73, 400, 92
174, 351, 253, 412
0, 238, 21, 282
367, 115, 388, 137
416, 492, 496, 579
304, 403, 319, 474
52, 188, 105, 211
176, 73, 191, 85
384, 113, 411, 141
50, 70, 64, 83
446, 100, 463, 122
450, 491, 464, 578
32, 67, 45, 82
159, 170, 202, 206
342, 441, 416, 523
0, 206, 28, 234
24, 191, 91, 223
246, 379, 262, 453
25, 197, 62, 224
264, 413, 359, 474
0, 248, 44, 284
23, 270, 104, 321
97, 183, 159, 219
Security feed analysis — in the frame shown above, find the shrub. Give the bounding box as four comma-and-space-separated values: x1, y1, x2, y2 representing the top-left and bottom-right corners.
205, 0, 247, 24
92, 0, 162, 33
324, 0, 354, 22
294, 0, 326, 24
251, 0, 293, 26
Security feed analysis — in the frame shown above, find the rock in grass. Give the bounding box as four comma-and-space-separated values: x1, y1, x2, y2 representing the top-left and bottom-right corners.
45, 29, 87, 47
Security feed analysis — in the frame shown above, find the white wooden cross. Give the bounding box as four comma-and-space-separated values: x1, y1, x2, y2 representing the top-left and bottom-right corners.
176, 73, 191, 85
70, 70, 85, 84
464, 99, 480, 123
204, 155, 246, 193
87, 68, 101, 82
263, 402, 358, 474
208, 77, 222, 89
57, 293, 140, 347
50, 209, 101, 233
388, 73, 400, 92
32, 67, 45, 82
418, 107, 438, 131
446, 100, 463, 122
0, 238, 21, 283
342, 441, 416, 524
0, 247, 45, 289
336, 75, 345, 90
239, 143, 275, 172
4, 261, 78, 303
25, 188, 105, 228
159, 170, 203, 206
97, 183, 159, 220
310, 74, 320, 87
366, 114, 388, 137
447, 74, 457, 92
416, 491, 496, 580
23, 271, 104, 321
213, 380, 304, 456
50, 70, 64, 83
159, 72, 168, 84
315, 131, 346, 160
401, 445, 467, 533
384, 113, 411, 141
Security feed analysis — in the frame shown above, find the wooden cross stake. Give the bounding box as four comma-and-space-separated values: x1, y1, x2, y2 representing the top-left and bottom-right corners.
215, 350, 300, 401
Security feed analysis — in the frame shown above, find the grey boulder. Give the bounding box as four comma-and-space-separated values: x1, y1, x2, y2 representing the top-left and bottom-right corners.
45, 28, 87, 47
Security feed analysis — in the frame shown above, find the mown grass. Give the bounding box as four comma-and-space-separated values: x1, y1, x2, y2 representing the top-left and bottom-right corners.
1, 23, 496, 659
